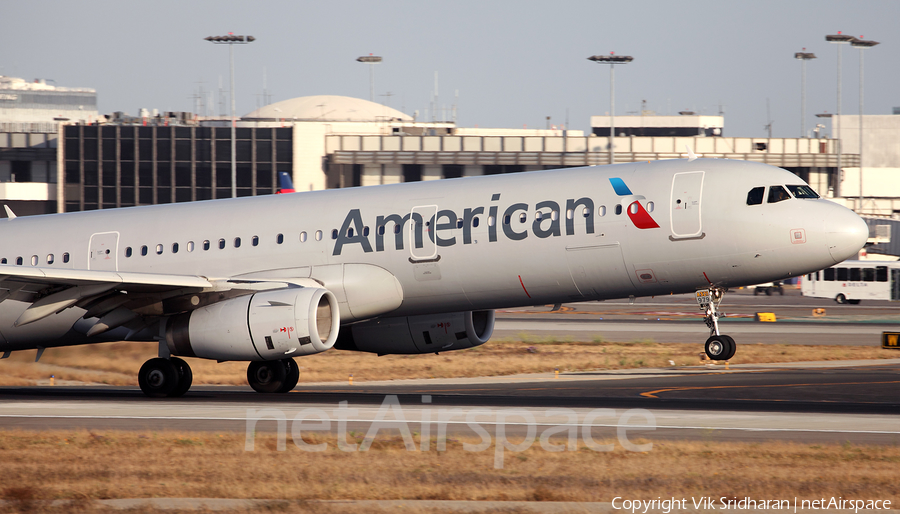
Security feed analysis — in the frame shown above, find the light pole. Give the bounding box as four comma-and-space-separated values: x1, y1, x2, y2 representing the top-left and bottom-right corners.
794, 50, 816, 137
588, 53, 633, 165
825, 32, 855, 197
851, 37, 879, 213
205, 33, 255, 198
356, 54, 383, 102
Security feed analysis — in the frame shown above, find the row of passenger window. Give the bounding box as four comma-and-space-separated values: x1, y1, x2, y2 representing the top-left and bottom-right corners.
1, 253, 71, 266
807, 266, 889, 282
746, 185, 820, 205
124, 231, 329, 257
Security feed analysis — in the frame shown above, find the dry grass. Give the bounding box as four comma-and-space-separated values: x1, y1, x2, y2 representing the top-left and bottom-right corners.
0, 339, 895, 387
0, 429, 897, 507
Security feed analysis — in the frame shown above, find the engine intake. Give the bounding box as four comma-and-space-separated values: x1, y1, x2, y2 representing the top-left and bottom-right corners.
166, 287, 339, 361
335, 310, 494, 354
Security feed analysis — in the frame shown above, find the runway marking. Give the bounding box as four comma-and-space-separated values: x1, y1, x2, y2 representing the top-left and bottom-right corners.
640, 380, 900, 398
0, 414, 896, 435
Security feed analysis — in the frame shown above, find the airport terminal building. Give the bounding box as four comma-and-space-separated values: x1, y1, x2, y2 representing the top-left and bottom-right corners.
3, 85, 891, 219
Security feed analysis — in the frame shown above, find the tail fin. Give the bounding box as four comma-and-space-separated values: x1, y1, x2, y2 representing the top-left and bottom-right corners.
276, 171, 296, 194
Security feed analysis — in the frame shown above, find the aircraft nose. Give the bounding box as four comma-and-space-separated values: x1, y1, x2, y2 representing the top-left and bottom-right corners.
826, 208, 868, 263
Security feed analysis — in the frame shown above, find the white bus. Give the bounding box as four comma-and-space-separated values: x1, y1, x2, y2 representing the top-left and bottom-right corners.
801, 260, 900, 304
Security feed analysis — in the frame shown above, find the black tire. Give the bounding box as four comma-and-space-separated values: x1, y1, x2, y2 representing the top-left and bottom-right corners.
722, 335, 737, 360
765, 288, 772, 296
778, 288, 784, 295
138, 358, 179, 398
848, 299, 861, 305
835, 294, 847, 304
278, 358, 300, 393
247, 361, 287, 393
753, 289, 759, 296
705, 336, 730, 361
168, 357, 193, 397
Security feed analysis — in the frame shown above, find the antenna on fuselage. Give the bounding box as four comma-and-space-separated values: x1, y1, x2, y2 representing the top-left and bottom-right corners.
3, 205, 16, 219
685, 145, 698, 162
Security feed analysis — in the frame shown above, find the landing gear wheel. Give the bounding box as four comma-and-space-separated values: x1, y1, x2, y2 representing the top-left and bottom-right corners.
278, 358, 300, 393
168, 357, 193, 397
721, 335, 736, 361
835, 294, 847, 304
705, 336, 731, 361
139, 358, 179, 398
848, 299, 861, 305
247, 361, 288, 393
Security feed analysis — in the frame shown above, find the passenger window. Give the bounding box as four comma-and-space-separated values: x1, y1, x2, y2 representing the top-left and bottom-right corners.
331, 229, 338, 240
646, 202, 654, 213
0, 258, 5, 264
300, 231, 308, 242
234, 237, 241, 248
203, 240, 210, 251
849, 268, 861, 281
551, 210, 558, 221
172, 243, 179, 253
488, 216, 495, 227
629, 203, 639, 215
156, 244, 163, 255
252, 236, 259, 247
218, 239, 226, 249
393, 224, 401, 234
348, 228, 354, 237
47, 254, 54, 264
31, 255, 38, 266
614, 205, 623, 215
836, 268, 848, 281
63, 253, 70, 263
746, 187, 765, 205
598, 206, 606, 217
861, 268, 875, 282
877, 266, 888, 282
824, 268, 835, 281
518, 213, 527, 223
767, 185, 791, 203
503, 215, 511, 225
125, 247, 132, 258
15, 257, 22, 265
276, 234, 284, 244
363, 226, 370, 237
315, 230, 323, 241
566, 209, 573, 220
456, 218, 463, 229
583, 207, 590, 217
472, 217, 480, 228
187, 241, 195, 252
141, 246, 148, 256
535, 211, 542, 221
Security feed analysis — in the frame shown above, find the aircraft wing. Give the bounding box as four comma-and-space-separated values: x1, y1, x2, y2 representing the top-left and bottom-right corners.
0, 265, 280, 334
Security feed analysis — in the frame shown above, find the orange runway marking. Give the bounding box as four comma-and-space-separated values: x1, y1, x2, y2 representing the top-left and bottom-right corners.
640, 380, 900, 399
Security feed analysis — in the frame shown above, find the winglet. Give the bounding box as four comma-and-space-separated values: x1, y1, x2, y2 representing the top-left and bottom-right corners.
685, 145, 698, 162
4, 205, 16, 219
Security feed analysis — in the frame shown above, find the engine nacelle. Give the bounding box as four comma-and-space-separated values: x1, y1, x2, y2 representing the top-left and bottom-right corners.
335, 310, 494, 355
165, 287, 339, 361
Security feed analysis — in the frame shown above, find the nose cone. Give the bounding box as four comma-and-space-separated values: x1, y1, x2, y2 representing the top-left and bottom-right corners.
826, 208, 868, 263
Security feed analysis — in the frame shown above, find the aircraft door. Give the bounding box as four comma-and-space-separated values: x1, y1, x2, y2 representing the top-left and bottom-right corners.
88, 232, 119, 271
409, 205, 438, 261
670, 171, 705, 239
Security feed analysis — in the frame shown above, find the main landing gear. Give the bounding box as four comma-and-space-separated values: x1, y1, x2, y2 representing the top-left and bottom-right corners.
138, 356, 301, 397
247, 358, 300, 394
696, 287, 736, 361
138, 357, 193, 398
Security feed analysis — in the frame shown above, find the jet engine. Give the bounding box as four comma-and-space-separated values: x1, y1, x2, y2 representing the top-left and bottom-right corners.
165, 287, 339, 361
335, 310, 494, 354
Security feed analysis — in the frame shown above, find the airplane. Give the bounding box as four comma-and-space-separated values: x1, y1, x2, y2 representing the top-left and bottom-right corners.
0, 158, 867, 397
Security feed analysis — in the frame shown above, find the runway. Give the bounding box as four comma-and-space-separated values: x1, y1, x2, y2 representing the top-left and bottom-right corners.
2, 359, 898, 445
492, 288, 900, 344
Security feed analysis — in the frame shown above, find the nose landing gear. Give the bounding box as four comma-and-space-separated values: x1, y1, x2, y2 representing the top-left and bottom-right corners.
696, 288, 736, 361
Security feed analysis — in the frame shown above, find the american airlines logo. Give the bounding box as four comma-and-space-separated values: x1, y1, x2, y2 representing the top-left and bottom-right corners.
332, 178, 659, 256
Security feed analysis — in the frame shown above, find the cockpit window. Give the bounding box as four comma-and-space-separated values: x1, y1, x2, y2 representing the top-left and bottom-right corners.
746, 187, 765, 205
767, 185, 791, 203
786, 185, 820, 199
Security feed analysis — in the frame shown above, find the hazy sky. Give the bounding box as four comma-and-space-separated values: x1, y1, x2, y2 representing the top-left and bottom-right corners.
3, 1, 897, 138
